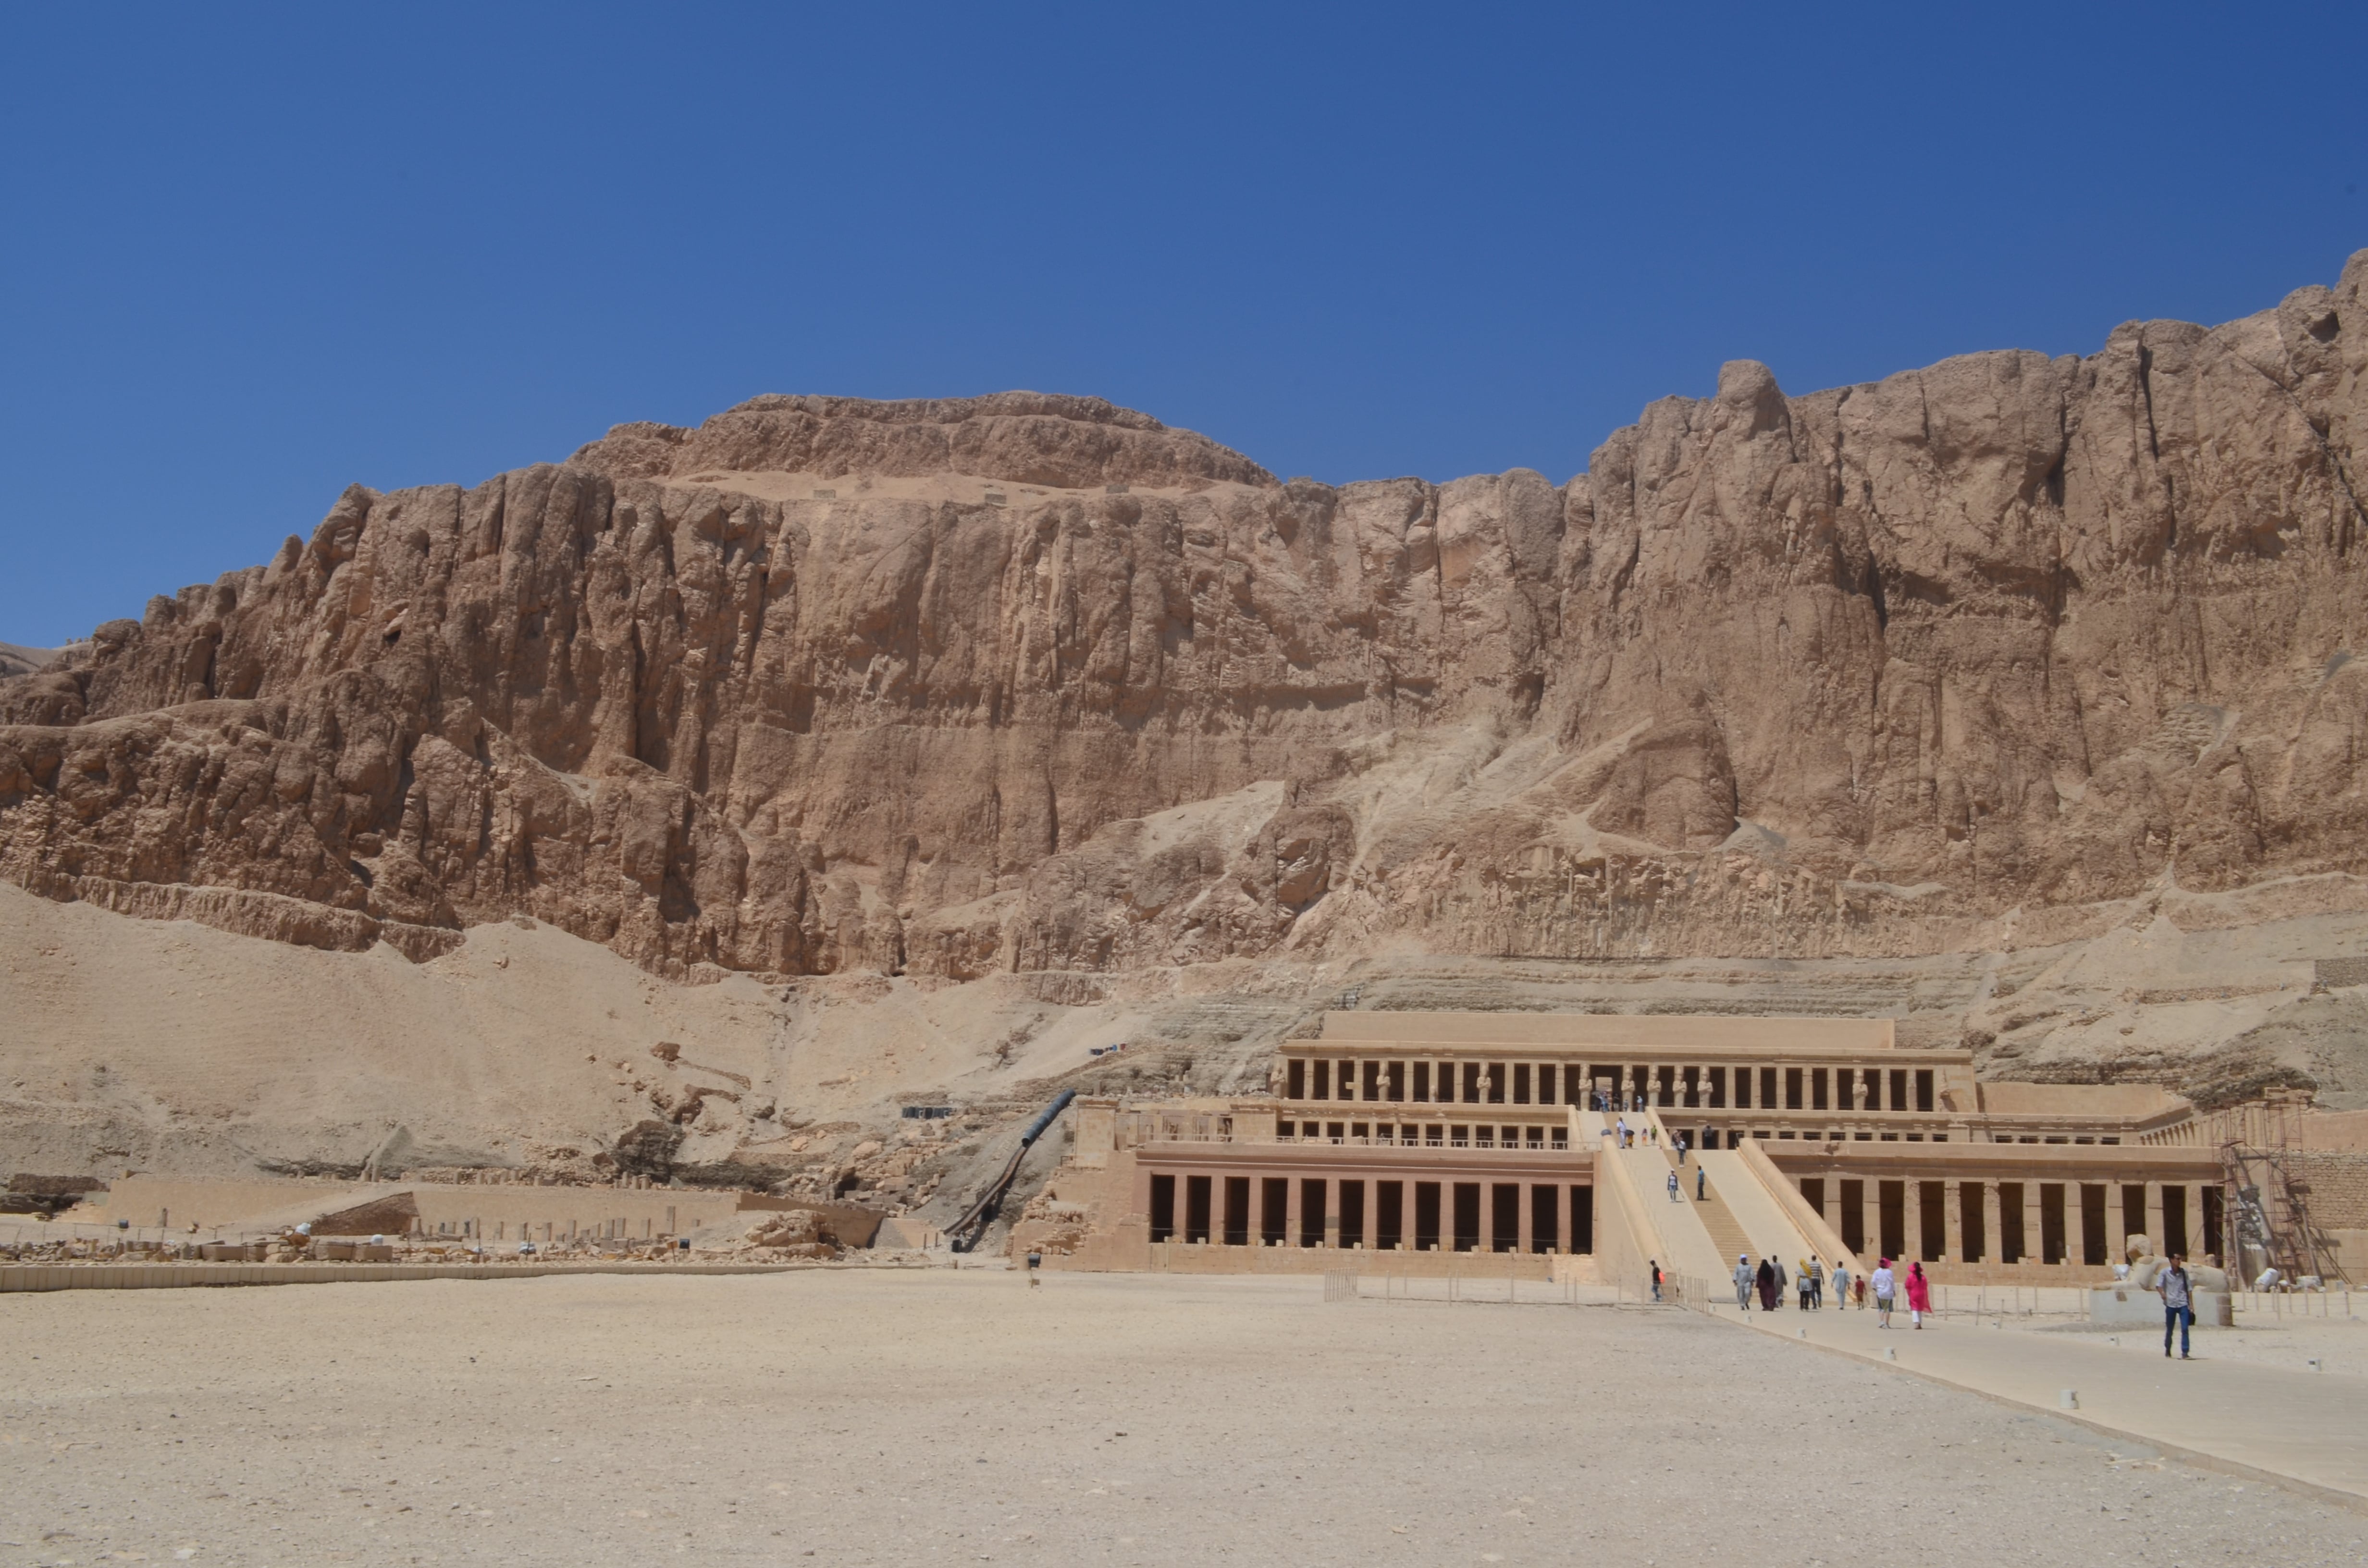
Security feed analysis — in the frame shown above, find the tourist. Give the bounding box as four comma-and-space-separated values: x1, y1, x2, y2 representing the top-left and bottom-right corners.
1755, 1255, 1778, 1311
1772, 1256, 1788, 1308
1667, 1169, 1681, 1202
1733, 1253, 1754, 1309
1677, 1133, 1689, 1166
2158, 1250, 2194, 1359
1650, 1259, 1663, 1302
1905, 1261, 1931, 1328
1797, 1258, 1814, 1310
1871, 1257, 1897, 1327
1695, 1165, 1706, 1202
1806, 1256, 1824, 1308
1831, 1259, 1850, 1310
1854, 1272, 1868, 1309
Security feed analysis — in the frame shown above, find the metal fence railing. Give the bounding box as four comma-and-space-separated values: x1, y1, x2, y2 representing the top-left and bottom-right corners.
1320, 1267, 2360, 1323
1321, 1264, 1677, 1307
2233, 1285, 2355, 1319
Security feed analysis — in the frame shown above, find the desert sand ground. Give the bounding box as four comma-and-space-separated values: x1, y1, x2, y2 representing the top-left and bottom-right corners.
4, 1272, 2363, 1568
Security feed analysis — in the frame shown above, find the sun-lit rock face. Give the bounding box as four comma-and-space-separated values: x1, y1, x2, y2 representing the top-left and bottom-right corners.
4, 254, 2367, 980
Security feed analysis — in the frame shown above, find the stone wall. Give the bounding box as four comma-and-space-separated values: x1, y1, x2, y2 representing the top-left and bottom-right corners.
2284, 1150, 2368, 1230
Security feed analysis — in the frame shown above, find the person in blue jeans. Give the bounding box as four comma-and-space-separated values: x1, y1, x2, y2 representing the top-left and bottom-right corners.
2158, 1251, 2194, 1359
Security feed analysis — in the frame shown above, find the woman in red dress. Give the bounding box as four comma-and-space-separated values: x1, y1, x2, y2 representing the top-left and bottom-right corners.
1905, 1260, 1933, 1328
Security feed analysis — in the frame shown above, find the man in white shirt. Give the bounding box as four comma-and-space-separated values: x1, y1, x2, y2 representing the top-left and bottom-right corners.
2158, 1251, 2194, 1360
1871, 1259, 1897, 1328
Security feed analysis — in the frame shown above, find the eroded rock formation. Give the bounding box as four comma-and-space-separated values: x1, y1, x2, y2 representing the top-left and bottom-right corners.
4, 263, 2368, 985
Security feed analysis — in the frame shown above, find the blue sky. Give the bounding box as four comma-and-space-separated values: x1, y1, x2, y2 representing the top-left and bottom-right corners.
2, 2, 2363, 646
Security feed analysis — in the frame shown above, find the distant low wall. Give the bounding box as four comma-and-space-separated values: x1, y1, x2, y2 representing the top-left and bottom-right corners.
0, 1260, 825, 1294
2090, 1287, 2234, 1327
1110, 1242, 1560, 1279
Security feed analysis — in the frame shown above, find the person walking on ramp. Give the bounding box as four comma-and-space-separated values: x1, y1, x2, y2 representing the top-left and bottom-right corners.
1905, 1260, 1931, 1328
1871, 1258, 1897, 1328
1733, 1253, 1754, 1310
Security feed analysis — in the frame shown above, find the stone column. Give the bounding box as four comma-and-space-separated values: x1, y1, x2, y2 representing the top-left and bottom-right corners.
2069, 1182, 2091, 1267
1322, 1181, 1339, 1249
2145, 1182, 2165, 1253
1981, 1184, 2002, 1266
2023, 1182, 2045, 1266
1517, 1183, 1536, 1254
1861, 1182, 1881, 1263
1942, 1179, 1963, 1263
1285, 1172, 1304, 1247
1480, 1182, 1497, 1254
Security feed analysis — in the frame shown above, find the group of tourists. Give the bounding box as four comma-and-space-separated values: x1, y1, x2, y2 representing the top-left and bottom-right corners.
1729, 1253, 1935, 1327
1614, 1116, 1662, 1150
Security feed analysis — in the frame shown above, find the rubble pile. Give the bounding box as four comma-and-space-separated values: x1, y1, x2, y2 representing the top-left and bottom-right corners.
733, 1208, 839, 1260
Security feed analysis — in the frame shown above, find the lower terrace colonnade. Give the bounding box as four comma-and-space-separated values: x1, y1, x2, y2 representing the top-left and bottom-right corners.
1777, 1162, 2223, 1270
1145, 1170, 1593, 1256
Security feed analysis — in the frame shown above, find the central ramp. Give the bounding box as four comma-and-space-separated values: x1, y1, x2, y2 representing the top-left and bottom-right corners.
1582, 1109, 1863, 1297
1694, 1150, 1819, 1274
1576, 1109, 1727, 1287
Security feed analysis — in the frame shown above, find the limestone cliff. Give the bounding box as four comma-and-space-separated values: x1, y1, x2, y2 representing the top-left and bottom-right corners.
5, 262, 2368, 997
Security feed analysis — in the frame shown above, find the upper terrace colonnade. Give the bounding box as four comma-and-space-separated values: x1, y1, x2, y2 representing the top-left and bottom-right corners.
1273, 1012, 2199, 1150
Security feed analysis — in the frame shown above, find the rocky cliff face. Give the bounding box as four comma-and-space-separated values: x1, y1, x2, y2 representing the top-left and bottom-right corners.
5, 262, 2367, 991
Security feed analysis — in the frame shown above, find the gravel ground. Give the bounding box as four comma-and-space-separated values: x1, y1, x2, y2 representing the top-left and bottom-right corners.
3, 1271, 2363, 1567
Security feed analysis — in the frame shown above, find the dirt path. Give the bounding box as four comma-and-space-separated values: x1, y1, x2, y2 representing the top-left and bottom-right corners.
4, 1272, 2362, 1566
